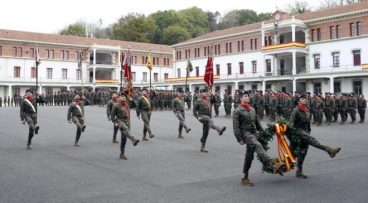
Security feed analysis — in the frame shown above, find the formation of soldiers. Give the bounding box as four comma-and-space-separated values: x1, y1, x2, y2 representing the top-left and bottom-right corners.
206, 90, 367, 125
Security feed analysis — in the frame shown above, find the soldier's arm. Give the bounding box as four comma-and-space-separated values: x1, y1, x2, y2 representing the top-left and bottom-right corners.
106, 101, 112, 119
111, 106, 117, 122
67, 104, 73, 121
20, 101, 25, 121
192, 101, 199, 118
136, 99, 141, 117
232, 110, 243, 143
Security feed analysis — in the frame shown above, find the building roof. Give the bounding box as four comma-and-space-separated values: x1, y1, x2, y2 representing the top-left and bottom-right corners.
174, 1, 368, 47
0, 29, 173, 53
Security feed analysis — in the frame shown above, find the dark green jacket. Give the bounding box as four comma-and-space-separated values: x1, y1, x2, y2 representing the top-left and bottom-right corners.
172, 97, 185, 112
193, 98, 212, 118
290, 107, 311, 132
111, 102, 131, 124
232, 105, 263, 142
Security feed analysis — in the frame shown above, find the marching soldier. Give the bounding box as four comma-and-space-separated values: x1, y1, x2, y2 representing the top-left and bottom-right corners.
233, 94, 282, 186
193, 89, 226, 152
136, 89, 155, 141
20, 90, 40, 150
172, 91, 191, 138
358, 94, 366, 123
107, 92, 120, 143
67, 95, 90, 146
348, 93, 358, 123
223, 89, 233, 117
111, 93, 140, 160
290, 96, 341, 178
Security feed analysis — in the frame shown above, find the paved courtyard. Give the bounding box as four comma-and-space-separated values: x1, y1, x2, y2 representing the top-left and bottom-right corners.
0, 105, 367, 203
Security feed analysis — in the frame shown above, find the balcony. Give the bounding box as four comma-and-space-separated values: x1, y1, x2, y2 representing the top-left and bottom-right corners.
95, 79, 118, 84
164, 75, 220, 83
262, 42, 305, 51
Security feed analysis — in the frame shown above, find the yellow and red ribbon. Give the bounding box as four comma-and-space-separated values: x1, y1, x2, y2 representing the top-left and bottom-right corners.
274, 123, 296, 172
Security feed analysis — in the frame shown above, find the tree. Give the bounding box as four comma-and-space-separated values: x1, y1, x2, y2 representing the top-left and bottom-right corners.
319, 0, 365, 9
178, 7, 209, 37
286, 0, 312, 15
111, 13, 156, 43
218, 9, 260, 30
59, 22, 86, 37
161, 25, 191, 45
207, 11, 221, 31
257, 13, 273, 22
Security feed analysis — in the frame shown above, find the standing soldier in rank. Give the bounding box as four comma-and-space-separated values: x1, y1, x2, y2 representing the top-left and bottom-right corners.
106, 92, 120, 143
193, 89, 226, 153
358, 94, 366, 123
67, 95, 90, 146
233, 94, 282, 186
172, 91, 192, 139
212, 90, 222, 117
315, 96, 325, 126
136, 89, 155, 141
111, 93, 139, 160
324, 93, 335, 125
348, 93, 358, 124
223, 89, 233, 117
20, 90, 40, 150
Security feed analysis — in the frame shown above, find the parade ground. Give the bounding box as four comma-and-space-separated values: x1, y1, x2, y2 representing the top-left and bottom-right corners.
1, 106, 368, 203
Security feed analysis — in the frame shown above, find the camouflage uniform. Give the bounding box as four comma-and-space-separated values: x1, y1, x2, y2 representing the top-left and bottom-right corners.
223, 93, 233, 117
107, 98, 119, 142
172, 96, 191, 137
348, 96, 357, 123
67, 98, 90, 145
20, 97, 39, 147
315, 99, 324, 125
212, 93, 222, 117
232, 105, 274, 179
136, 95, 154, 140
358, 97, 366, 123
193, 95, 226, 152
324, 96, 335, 124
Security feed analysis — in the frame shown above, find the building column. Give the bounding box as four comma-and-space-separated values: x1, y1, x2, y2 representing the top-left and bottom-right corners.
262, 80, 266, 93
293, 78, 297, 94
38, 84, 42, 95
67, 86, 70, 91
273, 56, 278, 76
261, 30, 265, 47
234, 81, 239, 90
188, 83, 192, 93
330, 77, 334, 93
292, 51, 297, 75
8, 85, 12, 98
93, 67, 96, 83
292, 24, 296, 42
93, 49, 96, 65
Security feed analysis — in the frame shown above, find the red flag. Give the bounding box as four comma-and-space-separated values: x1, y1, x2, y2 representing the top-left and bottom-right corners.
204, 47, 214, 87
122, 50, 132, 81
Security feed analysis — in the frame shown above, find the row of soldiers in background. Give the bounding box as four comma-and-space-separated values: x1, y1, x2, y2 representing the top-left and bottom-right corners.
198, 89, 367, 125
43, 89, 114, 106
0, 95, 23, 107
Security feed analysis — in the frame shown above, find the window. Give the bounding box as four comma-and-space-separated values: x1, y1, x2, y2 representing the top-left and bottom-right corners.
31, 67, 36, 78
252, 61, 257, 73
314, 83, 321, 94
177, 68, 181, 78
264, 37, 268, 46
350, 23, 356, 37
254, 39, 257, 50
357, 21, 362, 36
332, 52, 340, 68
229, 42, 232, 53
0, 46, 2, 56
134, 56, 137, 64
250, 39, 253, 50
143, 72, 147, 82
154, 73, 158, 82
195, 66, 199, 77
336, 25, 340, 39
216, 64, 220, 76
227, 63, 232, 75
18, 47, 22, 57
316, 28, 321, 41
13, 47, 17, 57
30, 48, 34, 58
330, 26, 335, 39
239, 62, 244, 74
61, 50, 65, 60
334, 81, 341, 93
204, 47, 207, 56
226, 43, 229, 53
241, 40, 244, 51
238, 41, 241, 52
314, 54, 320, 69
50, 50, 54, 59
65, 51, 69, 60
167, 58, 170, 66
214, 45, 218, 55
164, 73, 169, 80
76, 69, 81, 80
46, 49, 50, 58
353, 81, 362, 95
353, 50, 361, 66
217, 44, 220, 55
47, 68, 53, 79
62, 69, 68, 79
14, 66, 20, 78
153, 57, 156, 65
132, 72, 136, 81
311, 29, 315, 42
252, 85, 257, 90
266, 59, 271, 72
268, 36, 272, 45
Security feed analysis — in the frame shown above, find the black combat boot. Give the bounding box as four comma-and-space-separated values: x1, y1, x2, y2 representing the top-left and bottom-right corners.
35, 126, 40, 134
241, 172, 254, 186
120, 153, 127, 160
327, 147, 341, 158
200, 144, 208, 153
112, 140, 119, 144
296, 168, 308, 179
26, 145, 32, 150
185, 128, 191, 134
178, 134, 184, 139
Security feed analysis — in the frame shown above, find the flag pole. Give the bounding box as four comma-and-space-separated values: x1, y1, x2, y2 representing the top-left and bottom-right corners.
80, 50, 84, 98
35, 49, 39, 113
185, 67, 188, 92
120, 51, 123, 94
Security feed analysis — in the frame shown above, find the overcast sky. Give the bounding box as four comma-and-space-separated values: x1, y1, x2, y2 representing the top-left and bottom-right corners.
0, 0, 322, 34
